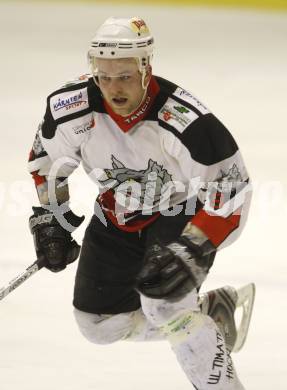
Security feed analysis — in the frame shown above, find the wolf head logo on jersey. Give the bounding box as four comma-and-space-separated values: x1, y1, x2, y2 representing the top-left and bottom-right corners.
98, 155, 172, 207
217, 164, 242, 191
32, 122, 45, 156
198, 163, 243, 210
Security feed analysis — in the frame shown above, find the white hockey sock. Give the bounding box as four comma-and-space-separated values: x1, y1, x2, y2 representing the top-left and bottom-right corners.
141, 293, 245, 390
164, 312, 245, 390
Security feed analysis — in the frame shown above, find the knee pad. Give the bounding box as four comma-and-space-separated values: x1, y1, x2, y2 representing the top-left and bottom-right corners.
73, 308, 134, 345
140, 290, 199, 328
140, 291, 209, 347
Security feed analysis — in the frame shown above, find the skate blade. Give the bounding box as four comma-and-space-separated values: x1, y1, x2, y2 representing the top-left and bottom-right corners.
233, 283, 256, 352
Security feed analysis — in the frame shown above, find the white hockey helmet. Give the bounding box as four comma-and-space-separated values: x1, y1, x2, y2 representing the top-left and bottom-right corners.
88, 17, 154, 74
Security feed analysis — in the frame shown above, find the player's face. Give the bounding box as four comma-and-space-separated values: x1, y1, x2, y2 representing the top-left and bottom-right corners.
95, 58, 150, 116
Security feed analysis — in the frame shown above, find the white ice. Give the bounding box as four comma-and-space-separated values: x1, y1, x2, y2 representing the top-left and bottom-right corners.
0, 2, 286, 389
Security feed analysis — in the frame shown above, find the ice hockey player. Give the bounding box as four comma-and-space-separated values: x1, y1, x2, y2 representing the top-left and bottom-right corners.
28, 17, 254, 390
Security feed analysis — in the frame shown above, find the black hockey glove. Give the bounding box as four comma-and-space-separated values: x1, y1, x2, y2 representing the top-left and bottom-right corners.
136, 233, 216, 300
29, 206, 84, 272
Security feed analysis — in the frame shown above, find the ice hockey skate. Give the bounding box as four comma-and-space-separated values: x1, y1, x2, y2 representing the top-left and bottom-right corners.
199, 283, 255, 352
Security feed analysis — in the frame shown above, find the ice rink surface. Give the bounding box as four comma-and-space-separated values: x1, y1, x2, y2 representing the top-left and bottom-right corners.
0, 1, 287, 389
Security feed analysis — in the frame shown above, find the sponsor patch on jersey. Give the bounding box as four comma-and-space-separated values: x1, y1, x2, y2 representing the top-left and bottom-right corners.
158, 98, 199, 132
73, 118, 95, 135
124, 95, 151, 125
50, 87, 89, 120
173, 87, 210, 115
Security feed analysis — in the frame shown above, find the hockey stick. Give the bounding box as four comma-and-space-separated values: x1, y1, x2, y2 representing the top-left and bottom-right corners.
0, 258, 45, 302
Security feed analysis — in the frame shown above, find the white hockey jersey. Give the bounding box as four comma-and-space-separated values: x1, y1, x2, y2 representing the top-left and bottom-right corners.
28, 75, 251, 249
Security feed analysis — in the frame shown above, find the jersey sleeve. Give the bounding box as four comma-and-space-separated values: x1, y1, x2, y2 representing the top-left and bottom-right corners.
28, 122, 81, 189
28, 102, 84, 189
164, 112, 252, 250
28, 79, 95, 187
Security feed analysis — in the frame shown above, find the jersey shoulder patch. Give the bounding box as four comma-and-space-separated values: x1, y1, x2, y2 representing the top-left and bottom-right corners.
154, 76, 210, 133
172, 87, 210, 115
42, 76, 100, 139
48, 82, 90, 121
158, 97, 199, 133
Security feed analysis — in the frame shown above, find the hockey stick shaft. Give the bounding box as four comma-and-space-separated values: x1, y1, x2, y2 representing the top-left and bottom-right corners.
0, 258, 45, 302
